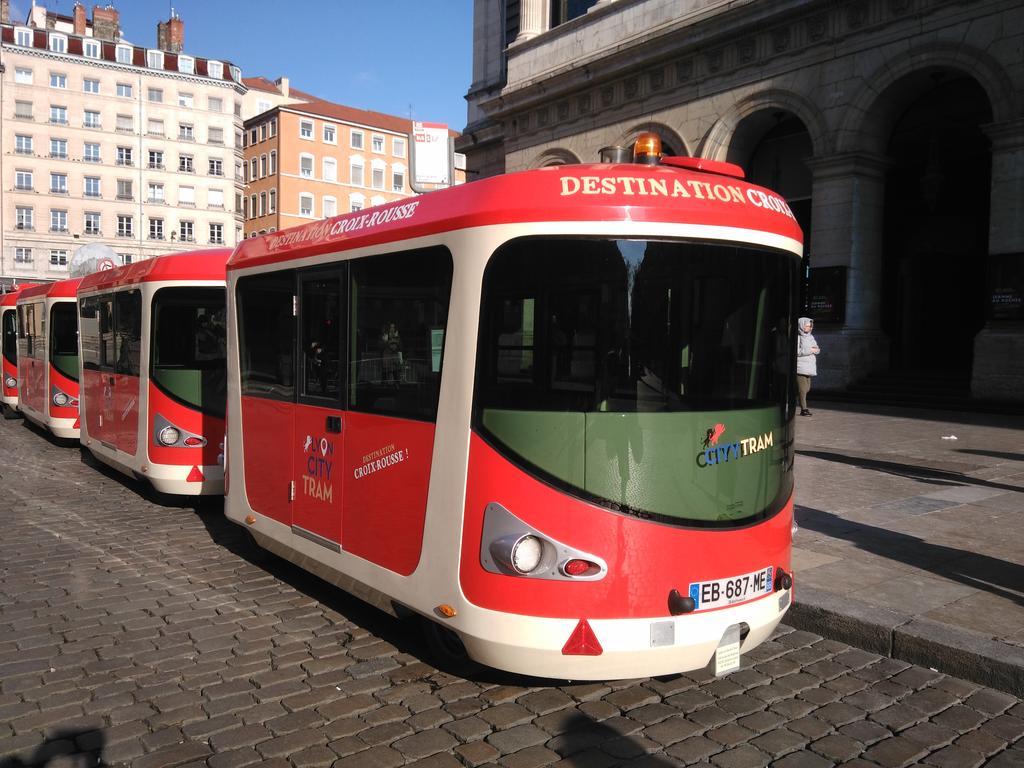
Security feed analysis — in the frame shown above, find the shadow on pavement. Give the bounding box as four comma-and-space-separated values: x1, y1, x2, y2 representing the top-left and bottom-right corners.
955, 448, 1024, 462
551, 713, 678, 765
0, 728, 103, 767
796, 505, 1024, 606
796, 449, 1024, 494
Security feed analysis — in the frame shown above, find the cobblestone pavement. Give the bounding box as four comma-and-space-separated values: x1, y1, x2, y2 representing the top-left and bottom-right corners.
0, 417, 1022, 768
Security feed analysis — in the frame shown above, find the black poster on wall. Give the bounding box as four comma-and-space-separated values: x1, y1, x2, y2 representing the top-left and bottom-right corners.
989, 253, 1024, 321
804, 266, 846, 323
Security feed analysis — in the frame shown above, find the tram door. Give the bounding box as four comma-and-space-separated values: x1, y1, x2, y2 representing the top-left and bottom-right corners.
291, 271, 346, 548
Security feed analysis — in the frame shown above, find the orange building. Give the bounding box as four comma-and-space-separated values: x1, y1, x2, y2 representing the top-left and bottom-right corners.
242, 81, 461, 238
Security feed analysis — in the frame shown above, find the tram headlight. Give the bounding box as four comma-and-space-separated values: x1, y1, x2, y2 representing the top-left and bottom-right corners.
4, 375, 16, 389
510, 535, 544, 574
52, 391, 69, 407
158, 426, 181, 446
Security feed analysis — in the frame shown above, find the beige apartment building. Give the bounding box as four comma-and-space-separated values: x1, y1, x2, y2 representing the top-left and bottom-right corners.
0, 2, 246, 285
242, 78, 464, 238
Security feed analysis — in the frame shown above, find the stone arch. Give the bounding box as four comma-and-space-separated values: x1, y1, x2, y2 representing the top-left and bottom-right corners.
528, 147, 582, 168
699, 89, 829, 162
616, 122, 689, 158
837, 41, 1015, 155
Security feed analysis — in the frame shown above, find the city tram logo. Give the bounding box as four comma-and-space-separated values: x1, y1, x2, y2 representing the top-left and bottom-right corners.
301, 433, 334, 502
696, 423, 774, 468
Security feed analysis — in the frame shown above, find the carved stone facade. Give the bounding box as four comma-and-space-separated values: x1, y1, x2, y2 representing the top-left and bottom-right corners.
458, 0, 1024, 401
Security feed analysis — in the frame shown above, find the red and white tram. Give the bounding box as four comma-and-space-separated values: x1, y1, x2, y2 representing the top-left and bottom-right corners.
2, 285, 37, 418
77, 250, 231, 495
225, 145, 802, 679
17, 278, 84, 439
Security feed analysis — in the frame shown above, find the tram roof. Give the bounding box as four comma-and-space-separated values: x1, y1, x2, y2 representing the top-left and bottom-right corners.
78, 249, 232, 294
18, 277, 83, 301
1, 284, 39, 307
228, 161, 804, 272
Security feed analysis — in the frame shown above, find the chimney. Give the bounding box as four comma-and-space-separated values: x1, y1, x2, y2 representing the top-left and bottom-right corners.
91, 5, 121, 42
73, 3, 87, 36
156, 10, 184, 53
276, 77, 290, 99
0, 0, 10, 25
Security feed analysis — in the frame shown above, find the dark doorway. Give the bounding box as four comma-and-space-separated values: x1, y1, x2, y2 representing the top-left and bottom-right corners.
882, 76, 992, 378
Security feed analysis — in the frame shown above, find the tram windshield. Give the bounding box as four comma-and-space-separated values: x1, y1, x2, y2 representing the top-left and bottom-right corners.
50, 303, 79, 382
151, 288, 226, 418
2, 310, 17, 366
475, 238, 799, 526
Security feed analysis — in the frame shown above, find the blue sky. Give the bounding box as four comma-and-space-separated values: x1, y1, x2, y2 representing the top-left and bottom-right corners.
12, 0, 474, 130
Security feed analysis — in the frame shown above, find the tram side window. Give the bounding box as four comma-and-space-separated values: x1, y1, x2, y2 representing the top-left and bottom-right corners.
114, 291, 142, 376
238, 271, 296, 401
21, 303, 43, 361
152, 288, 226, 417
348, 247, 453, 420
3, 310, 18, 366
50, 303, 79, 382
300, 275, 342, 401
99, 297, 114, 369
79, 297, 100, 371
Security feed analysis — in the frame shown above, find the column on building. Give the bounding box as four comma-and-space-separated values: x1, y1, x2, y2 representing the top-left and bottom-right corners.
515, 0, 548, 42
972, 118, 1024, 400
805, 152, 892, 390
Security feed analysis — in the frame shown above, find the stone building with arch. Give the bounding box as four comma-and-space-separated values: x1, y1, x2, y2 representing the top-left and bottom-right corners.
457, 0, 1024, 401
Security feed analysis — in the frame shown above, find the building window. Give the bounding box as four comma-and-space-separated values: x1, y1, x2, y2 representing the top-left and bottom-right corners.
120, 253, 133, 265
117, 114, 134, 133
49, 34, 67, 53
15, 101, 33, 120
350, 158, 364, 187
15, 248, 32, 264
249, 128, 258, 145
209, 127, 224, 144
148, 87, 163, 102
84, 142, 101, 163
83, 40, 100, 58
208, 61, 224, 79
15, 135, 33, 155
117, 215, 133, 237
269, 151, 277, 174
15, 67, 33, 84
50, 173, 68, 194
50, 138, 68, 159
16, 207, 33, 230
350, 198, 364, 213
84, 110, 101, 129
268, 189, 277, 214
147, 118, 164, 136
179, 155, 194, 173
116, 82, 133, 98
149, 218, 164, 240
371, 166, 385, 190
209, 223, 224, 245
147, 50, 163, 68
351, 130, 364, 150
50, 73, 67, 89
15, 28, 31, 47
259, 124, 266, 142
372, 134, 385, 153
179, 221, 194, 242
178, 56, 194, 74
117, 147, 133, 166
270, 118, 277, 137
323, 158, 337, 182
299, 194, 314, 217
260, 154, 268, 177
324, 124, 337, 144
230, 65, 241, 82
393, 137, 406, 158
148, 150, 164, 169
15, 170, 33, 191
258, 192, 266, 217
148, 182, 165, 203
300, 154, 314, 178
116, 45, 132, 64
323, 196, 337, 218
84, 212, 101, 235
84, 177, 101, 198
209, 97, 223, 113
179, 123, 195, 141
50, 209, 68, 232
117, 179, 133, 201
209, 158, 223, 176
299, 120, 314, 140
50, 105, 68, 125
208, 189, 224, 208
50, 250, 69, 267
178, 186, 195, 206
248, 194, 256, 219
249, 158, 258, 181
178, 92, 194, 108
83, 78, 100, 94
392, 168, 405, 192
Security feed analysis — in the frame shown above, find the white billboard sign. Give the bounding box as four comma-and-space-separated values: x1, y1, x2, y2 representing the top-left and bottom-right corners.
412, 121, 450, 186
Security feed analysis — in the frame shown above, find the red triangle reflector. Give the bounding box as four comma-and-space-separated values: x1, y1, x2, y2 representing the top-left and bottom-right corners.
73, 417, 80, 428
186, 465, 205, 482
562, 619, 603, 656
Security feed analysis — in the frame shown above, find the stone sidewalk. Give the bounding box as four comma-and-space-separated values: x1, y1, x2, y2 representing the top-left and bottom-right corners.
789, 401, 1024, 696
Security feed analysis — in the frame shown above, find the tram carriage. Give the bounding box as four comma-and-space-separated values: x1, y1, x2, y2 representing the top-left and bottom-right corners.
77, 250, 231, 495
225, 139, 803, 680
16, 278, 84, 439
2, 285, 37, 418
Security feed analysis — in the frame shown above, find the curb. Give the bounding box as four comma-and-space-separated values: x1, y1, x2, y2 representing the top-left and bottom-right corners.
785, 586, 1024, 697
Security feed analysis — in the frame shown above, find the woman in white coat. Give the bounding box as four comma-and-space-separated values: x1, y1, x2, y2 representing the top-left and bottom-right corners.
796, 317, 820, 416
